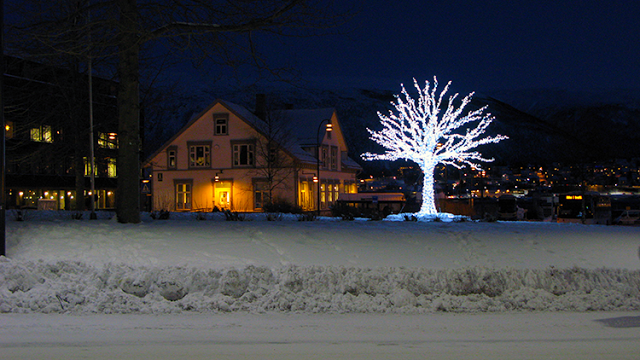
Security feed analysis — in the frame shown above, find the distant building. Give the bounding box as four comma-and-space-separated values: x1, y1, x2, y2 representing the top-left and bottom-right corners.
3, 55, 119, 210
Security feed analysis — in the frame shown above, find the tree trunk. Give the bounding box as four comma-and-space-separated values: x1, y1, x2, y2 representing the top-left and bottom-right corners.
116, 0, 141, 223
418, 162, 438, 216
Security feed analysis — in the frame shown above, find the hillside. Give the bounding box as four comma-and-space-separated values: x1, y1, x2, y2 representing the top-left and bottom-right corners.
144, 85, 640, 173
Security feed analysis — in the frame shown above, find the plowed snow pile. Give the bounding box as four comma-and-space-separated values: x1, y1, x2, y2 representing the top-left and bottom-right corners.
2, 211, 640, 314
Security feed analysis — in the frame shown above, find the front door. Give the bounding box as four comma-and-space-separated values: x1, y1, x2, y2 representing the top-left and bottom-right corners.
214, 180, 232, 210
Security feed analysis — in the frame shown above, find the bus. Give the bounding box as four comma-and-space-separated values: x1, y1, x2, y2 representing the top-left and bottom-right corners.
557, 192, 611, 225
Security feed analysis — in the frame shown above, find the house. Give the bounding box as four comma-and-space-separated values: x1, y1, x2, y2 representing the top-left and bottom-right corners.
3, 55, 119, 210
143, 98, 361, 213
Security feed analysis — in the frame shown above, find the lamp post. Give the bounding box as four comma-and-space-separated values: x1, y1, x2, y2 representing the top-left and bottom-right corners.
316, 119, 332, 217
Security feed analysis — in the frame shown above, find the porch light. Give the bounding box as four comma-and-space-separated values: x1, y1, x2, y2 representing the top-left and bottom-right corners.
313, 176, 318, 183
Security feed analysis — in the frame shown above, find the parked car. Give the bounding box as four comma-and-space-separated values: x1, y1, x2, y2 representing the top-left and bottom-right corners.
613, 209, 640, 225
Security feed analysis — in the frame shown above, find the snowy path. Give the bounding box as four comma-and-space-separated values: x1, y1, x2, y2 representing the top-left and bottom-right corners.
2, 312, 640, 359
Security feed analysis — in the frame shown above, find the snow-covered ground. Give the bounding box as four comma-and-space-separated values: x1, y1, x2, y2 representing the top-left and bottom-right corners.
2, 210, 640, 359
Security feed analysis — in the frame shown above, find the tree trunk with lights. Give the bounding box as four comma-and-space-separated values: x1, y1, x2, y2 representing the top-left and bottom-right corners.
419, 161, 438, 216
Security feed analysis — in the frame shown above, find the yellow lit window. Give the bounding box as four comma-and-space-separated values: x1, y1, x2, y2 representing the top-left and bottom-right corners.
30, 125, 53, 143
98, 132, 118, 149
107, 158, 117, 178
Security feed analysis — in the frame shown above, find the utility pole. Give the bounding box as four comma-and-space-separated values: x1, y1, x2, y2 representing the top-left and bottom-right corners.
0, 0, 6, 257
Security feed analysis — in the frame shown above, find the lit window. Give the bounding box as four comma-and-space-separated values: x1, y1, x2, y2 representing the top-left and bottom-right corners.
332, 183, 339, 205
189, 144, 210, 168
30, 125, 53, 143
98, 132, 118, 149
254, 181, 270, 210
167, 147, 177, 169
107, 158, 117, 178
233, 143, 255, 167
320, 183, 326, 209
175, 181, 192, 210
83, 157, 98, 177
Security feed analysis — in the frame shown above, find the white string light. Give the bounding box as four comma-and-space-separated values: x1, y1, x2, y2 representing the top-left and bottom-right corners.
362, 77, 508, 217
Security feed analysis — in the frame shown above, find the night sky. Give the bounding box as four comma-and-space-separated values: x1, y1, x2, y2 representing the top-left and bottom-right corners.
240, 0, 640, 94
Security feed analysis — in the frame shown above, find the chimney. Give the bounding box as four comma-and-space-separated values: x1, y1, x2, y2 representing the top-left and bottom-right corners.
255, 93, 266, 120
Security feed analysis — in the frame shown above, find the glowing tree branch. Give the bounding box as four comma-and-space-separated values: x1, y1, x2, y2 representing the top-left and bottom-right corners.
362, 77, 508, 217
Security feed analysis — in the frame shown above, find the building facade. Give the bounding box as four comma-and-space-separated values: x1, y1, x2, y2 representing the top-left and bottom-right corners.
3, 56, 119, 210
143, 99, 361, 213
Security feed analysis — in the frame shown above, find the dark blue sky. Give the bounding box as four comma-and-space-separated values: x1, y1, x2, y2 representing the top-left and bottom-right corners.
243, 0, 640, 94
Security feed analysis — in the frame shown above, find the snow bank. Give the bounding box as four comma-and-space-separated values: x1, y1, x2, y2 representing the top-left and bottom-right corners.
4, 210, 640, 314
2, 258, 639, 314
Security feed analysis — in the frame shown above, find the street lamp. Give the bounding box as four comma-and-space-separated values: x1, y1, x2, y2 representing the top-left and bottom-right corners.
316, 119, 332, 216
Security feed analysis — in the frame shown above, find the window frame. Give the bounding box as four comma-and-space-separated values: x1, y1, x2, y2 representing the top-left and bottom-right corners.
231, 140, 256, 168
167, 146, 178, 170
98, 132, 118, 149
330, 146, 338, 170
188, 141, 211, 169
30, 124, 53, 143
174, 179, 193, 211
213, 113, 229, 136
253, 180, 270, 210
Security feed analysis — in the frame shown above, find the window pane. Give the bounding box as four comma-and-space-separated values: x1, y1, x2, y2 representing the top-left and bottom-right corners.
107, 158, 117, 178
30, 128, 40, 141
240, 145, 247, 164
189, 145, 210, 167
42, 126, 53, 143
215, 118, 227, 135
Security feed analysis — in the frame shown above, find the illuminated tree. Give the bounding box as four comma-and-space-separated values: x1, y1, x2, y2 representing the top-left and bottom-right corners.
362, 77, 508, 217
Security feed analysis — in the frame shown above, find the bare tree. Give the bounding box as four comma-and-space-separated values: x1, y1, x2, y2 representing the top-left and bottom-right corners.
8, 0, 351, 223
250, 103, 301, 205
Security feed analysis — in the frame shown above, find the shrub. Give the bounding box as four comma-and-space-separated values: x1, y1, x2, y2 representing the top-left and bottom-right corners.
331, 203, 357, 220
263, 198, 302, 214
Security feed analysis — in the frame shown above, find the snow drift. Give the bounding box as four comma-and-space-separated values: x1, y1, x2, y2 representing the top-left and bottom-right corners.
2, 259, 640, 314
2, 211, 640, 314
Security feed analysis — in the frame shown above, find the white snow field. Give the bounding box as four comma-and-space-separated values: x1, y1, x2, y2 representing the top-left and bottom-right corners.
2, 210, 640, 359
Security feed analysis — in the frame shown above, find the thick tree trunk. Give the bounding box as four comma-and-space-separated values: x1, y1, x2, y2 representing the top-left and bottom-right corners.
418, 162, 438, 216
116, 0, 141, 223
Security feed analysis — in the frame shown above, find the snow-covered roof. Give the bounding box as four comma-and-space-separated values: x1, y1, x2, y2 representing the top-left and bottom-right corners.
272, 108, 336, 146
145, 100, 361, 171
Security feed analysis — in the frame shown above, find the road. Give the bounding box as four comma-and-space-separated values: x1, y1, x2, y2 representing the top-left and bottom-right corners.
1, 312, 639, 359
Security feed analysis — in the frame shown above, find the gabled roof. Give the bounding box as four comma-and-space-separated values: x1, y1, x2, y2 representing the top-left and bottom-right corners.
144, 99, 247, 165
144, 99, 361, 171
271, 108, 337, 146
